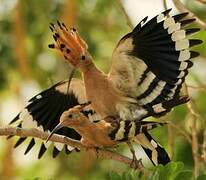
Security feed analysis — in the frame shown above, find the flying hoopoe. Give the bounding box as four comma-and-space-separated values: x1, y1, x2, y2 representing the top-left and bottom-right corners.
49, 9, 202, 122
47, 104, 169, 166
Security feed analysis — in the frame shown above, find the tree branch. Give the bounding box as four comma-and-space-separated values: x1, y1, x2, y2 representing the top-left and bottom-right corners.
0, 126, 142, 169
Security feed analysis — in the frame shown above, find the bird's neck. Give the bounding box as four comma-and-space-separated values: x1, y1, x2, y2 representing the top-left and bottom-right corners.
80, 61, 124, 117
81, 61, 107, 96
80, 61, 104, 77
72, 122, 97, 137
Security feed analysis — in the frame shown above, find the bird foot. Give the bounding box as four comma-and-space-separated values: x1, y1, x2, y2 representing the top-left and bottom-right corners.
127, 141, 144, 169
130, 156, 143, 170
84, 146, 100, 158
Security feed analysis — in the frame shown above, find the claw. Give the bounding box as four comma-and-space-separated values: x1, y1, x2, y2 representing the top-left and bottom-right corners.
127, 141, 143, 169
130, 155, 142, 169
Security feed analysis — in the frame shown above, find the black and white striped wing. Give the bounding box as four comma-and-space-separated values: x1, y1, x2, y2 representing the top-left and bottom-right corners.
108, 120, 170, 165
9, 78, 96, 158
109, 9, 202, 116
109, 120, 165, 141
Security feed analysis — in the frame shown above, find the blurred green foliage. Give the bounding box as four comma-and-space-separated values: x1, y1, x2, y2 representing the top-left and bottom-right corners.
109, 162, 206, 180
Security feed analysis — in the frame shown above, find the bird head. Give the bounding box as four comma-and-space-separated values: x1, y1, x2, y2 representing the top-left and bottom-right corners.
46, 105, 89, 142
48, 21, 92, 68
60, 106, 89, 127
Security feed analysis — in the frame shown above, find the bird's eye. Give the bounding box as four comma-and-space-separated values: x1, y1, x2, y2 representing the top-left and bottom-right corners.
81, 55, 85, 60
68, 114, 73, 118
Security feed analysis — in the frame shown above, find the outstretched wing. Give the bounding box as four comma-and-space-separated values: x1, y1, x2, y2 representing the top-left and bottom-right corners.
109, 9, 202, 116
9, 78, 97, 158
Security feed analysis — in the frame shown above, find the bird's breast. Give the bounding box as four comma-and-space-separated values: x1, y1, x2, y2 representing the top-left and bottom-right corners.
77, 122, 117, 148
85, 77, 122, 117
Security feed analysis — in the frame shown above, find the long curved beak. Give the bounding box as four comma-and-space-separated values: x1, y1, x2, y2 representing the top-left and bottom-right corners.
46, 123, 63, 143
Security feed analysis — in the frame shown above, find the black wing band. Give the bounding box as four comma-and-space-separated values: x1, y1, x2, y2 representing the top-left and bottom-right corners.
9, 80, 91, 158
130, 9, 202, 114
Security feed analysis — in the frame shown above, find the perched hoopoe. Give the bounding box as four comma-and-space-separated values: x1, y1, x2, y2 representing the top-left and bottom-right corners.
47, 105, 169, 166
49, 9, 202, 122
9, 79, 169, 165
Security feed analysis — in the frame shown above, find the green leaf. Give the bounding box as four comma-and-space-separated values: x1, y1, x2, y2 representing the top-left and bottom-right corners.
149, 162, 185, 180
130, 170, 142, 179
109, 171, 121, 180
122, 171, 133, 180
174, 170, 193, 180
148, 170, 160, 180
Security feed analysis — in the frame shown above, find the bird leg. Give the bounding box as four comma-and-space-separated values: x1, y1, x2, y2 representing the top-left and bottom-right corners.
85, 146, 100, 159
127, 141, 143, 169
80, 138, 101, 159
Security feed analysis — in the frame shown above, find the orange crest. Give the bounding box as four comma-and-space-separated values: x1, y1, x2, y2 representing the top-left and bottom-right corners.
48, 21, 88, 66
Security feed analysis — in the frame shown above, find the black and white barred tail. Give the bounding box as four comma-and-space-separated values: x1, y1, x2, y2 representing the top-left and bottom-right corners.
136, 132, 170, 165
109, 120, 170, 165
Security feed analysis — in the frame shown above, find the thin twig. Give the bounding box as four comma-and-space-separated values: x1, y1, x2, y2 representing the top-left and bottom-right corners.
187, 85, 206, 93
202, 120, 206, 173
182, 83, 200, 177
173, 0, 206, 29
0, 126, 141, 169
196, 0, 206, 4
189, 113, 199, 177
162, 0, 168, 10
167, 124, 174, 158
116, 0, 133, 29
168, 121, 192, 144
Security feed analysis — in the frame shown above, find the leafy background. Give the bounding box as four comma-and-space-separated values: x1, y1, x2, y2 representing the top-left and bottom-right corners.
0, 0, 206, 179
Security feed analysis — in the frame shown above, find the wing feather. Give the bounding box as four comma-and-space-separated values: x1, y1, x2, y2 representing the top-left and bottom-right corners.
109, 9, 202, 116
9, 78, 97, 158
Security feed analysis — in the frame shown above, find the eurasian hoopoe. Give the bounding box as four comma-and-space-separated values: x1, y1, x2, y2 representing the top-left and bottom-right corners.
9, 9, 203, 164
47, 104, 169, 166
9, 78, 169, 165
49, 9, 202, 122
